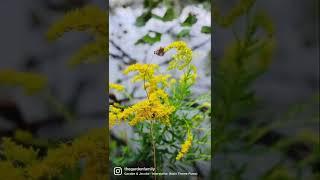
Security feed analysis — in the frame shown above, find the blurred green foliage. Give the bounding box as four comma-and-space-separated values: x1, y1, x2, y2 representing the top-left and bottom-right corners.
177, 29, 191, 38
201, 26, 211, 34
0, 128, 107, 179
134, 0, 211, 44
135, 32, 162, 45
181, 13, 198, 27
0, 70, 47, 95
211, 0, 319, 179
153, 7, 176, 22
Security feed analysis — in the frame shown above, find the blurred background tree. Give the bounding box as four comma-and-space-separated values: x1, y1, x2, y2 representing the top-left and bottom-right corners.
212, 0, 319, 179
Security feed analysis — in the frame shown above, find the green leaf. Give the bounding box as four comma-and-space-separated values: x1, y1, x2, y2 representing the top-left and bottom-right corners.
143, 0, 161, 8
162, 7, 175, 21
201, 26, 211, 34
135, 11, 152, 27
151, 14, 162, 20
152, 7, 175, 22
181, 13, 197, 27
135, 32, 162, 45
177, 29, 191, 38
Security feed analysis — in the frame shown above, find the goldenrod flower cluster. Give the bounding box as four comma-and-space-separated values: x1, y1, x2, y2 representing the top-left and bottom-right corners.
124, 90, 175, 126
1, 138, 38, 165
109, 42, 198, 128
0, 161, 24, 180
109, 83, 125, 92
28, 128, 107, 179
176, 132, 193, 160
0, 129, 107, 179
109, 104, 122, 127
145, 74, 172, 93
123, 64, 159, 82
46, 5, 107, 41
108, 41, 199, 162
164, 41, 193, 70
109, 63, 176, 128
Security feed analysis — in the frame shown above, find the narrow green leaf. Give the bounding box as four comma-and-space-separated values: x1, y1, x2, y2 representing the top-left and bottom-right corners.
162, 7, 175, 21
135, 32, 162, 45
135, 11, 152, 27
181, 13, 197, 27
177, 29, 191, 38
143, 0, 161, 8
152, 14, 163, 20
201, 26, 211, 34
152, 7, 175, 22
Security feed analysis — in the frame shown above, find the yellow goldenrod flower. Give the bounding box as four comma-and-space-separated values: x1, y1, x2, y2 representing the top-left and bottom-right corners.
116, 63, 175, 126
26, 128, 107, 179
164, 41, 193, 70
149, 89, 169, 101
109, 113, 117, 128
146, 74, 171, 92
123, 63, 159, 82
1, 138, 38, 165
47, 5, 107, 41
109, 105, 122, 128
190, 64, 197, 82
169, 78, 176, 86
0, 161, 24, 180
176, 132, 193, 160
125, 96, 175, 126
111, 43, 195, 127
109, 83, 125, 92
202, 102, 211, 108
109, 88, 175, 127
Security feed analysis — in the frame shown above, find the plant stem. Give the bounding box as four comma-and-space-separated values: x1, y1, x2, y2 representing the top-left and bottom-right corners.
150, 121, 157, 180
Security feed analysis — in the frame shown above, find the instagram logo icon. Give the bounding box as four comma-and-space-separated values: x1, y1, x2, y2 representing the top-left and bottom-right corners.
114, 167, 122, 175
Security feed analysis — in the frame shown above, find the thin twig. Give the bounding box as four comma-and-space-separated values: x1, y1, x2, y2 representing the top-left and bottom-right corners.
191, 38, 211, 50
109, 40, 137, 64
